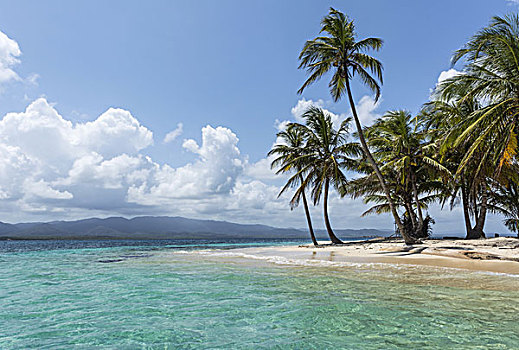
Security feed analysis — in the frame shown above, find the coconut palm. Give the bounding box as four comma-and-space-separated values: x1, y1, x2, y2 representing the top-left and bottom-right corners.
346, 110, 445, 238
435, 15, 519, 238
298, 7, 416, 244
489, 178, 519, 237
269, 127, 318, 246
423, 97, 490, 239
438, 14, 519, 185
286, 107, 361, 244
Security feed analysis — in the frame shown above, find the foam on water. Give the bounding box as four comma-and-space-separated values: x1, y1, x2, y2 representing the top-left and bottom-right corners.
172, 248, 519, 278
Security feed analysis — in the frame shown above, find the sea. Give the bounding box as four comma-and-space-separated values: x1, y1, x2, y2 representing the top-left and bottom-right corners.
1, 238, 518, 349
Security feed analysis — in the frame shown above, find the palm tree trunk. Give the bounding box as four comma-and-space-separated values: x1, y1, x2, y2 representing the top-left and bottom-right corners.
405, 199, 417, 230
323, 178, 343, 244
301, 179, 318, 246
411, 174, 424, 230
345, 78, 416, 244
461, 184, 473, 237
471, 187, 487, 239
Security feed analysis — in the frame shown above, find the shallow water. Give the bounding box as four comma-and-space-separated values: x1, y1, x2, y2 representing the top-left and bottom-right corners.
1, 239, 518, 349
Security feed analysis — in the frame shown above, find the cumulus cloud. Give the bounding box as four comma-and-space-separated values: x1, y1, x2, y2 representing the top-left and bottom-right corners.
0, 98, 155, 215
24, 179, 73, 200
436, 68, 462, 85
244, 157, 280, 181
0, 97, 417, 232
291, 98, 344, 127
128, 125, 245, 204
163, 123, 183, 143
355, 95, 381, 126
0, 29, 21, 84
290, 98, 326, 121
289, 96, 380, 128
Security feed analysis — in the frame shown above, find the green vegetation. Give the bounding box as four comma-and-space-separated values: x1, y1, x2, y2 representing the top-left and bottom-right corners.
270, 8, 519, 244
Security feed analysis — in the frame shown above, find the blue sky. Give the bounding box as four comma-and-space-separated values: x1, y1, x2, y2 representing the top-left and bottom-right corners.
0, 0, 515, 233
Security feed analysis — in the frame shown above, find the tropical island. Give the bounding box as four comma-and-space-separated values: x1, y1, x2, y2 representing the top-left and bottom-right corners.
267, 8, 519, 252
243, 8, 519, 275
2, 4, 519, 349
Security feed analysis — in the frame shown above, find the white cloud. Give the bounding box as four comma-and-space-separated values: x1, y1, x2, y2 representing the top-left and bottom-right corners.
289, 96, 380, 128
75, 107, 153, 158
274, 119, 290, 132
291, 98, 344, 128
26, 73, 40, 86
437, 68, 462, 85
356, 95, 381, 126
507, 0, 519, 5
291, 98, 326, 121
128, 125, 245, 204
0, 29, 21, 84
0, 98, 155, 214
244, 157, 279, 181
0, 97, 505, 234
24, 179, 73, 200
163, 123, 183, 143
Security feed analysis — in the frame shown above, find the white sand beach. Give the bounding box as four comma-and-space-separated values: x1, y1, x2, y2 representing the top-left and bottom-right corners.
228, 237, 519, 275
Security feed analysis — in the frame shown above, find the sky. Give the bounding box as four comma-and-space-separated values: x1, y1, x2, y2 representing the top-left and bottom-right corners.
0, 0, 515, 234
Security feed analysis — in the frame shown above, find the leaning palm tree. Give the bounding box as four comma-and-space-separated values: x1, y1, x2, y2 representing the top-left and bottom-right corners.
298, 7, 416, 244
286, 107, 361, 244
269, 127, 318, 246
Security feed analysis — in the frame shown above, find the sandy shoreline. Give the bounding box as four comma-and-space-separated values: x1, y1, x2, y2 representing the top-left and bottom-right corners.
229, 237, 519, 275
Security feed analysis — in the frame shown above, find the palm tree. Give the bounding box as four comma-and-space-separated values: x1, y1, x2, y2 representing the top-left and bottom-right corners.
489, 178, 519, 237
346, 110, 445, 238
424, 97, 490, 239
438, 14, 519, 193
269, 127, 318, 246
433, 15, 519, 238
298, 8, 416, 244
287, 107, 361, 244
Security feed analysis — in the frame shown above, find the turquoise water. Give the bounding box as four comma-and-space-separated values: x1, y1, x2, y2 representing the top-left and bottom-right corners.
1, 240, 518, 349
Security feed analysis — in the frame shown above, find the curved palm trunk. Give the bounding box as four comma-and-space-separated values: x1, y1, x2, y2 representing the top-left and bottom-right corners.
323, 178, 343, 244
301, 181, 318, 246
461, 184, 473, 237
345, 79, 416, 244
411, 175, 424, 233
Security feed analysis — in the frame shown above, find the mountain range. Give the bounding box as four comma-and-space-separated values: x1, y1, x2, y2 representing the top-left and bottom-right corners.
0, 216, 391, 240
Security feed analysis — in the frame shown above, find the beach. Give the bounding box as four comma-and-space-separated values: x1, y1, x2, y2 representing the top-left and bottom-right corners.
217, 237, 519, 276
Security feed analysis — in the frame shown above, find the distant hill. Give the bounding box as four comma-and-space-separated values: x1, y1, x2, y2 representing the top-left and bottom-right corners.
0, 216, 391, 240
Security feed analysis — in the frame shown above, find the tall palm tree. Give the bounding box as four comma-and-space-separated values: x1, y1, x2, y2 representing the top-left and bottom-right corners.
269, 127, 318, 246
287, 107, 361, 244
298, 7, 416, 244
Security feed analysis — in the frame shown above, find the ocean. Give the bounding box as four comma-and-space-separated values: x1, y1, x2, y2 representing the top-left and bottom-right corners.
1, 239, 518, 349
